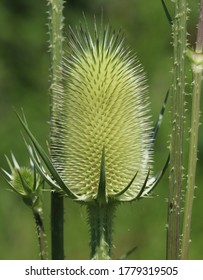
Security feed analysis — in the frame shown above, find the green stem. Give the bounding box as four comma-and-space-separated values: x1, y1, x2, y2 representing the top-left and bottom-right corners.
51, 192, 64, 259
167, 0, 187, 260
48, 0, 65, 260
33, 210, 48, 260
87, 202, 116, 260
48, 0, 64, 88
181, 0, 203, 259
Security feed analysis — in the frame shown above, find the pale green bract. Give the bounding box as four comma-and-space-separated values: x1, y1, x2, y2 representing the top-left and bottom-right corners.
51, 24, 153, 201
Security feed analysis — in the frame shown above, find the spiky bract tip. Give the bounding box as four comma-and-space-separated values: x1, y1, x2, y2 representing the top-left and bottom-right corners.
51, 21, 153, 202
1, 153, 43, 211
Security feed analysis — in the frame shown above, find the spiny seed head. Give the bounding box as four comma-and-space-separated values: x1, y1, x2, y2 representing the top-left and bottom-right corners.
51, 23, 153, 202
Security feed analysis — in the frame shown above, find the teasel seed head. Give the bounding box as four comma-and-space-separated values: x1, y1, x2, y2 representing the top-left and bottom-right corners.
51, 22, 154, 202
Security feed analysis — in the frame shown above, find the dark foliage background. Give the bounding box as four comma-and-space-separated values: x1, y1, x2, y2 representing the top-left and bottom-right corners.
0, 0, 202, 259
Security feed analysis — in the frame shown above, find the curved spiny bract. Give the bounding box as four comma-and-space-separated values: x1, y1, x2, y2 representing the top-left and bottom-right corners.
51, 23, 153, 202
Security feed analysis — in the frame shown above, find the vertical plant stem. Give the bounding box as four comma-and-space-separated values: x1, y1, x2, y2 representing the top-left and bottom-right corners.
33, 210, 48, 260
51, 192, 64, 259
48, 0, 65, 259
167, 0, 187, 260
87, 202, 116, 260
181, 0, 203, 259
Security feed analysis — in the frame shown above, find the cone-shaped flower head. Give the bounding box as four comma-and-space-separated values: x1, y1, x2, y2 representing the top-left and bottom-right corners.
51, 23, 153, 202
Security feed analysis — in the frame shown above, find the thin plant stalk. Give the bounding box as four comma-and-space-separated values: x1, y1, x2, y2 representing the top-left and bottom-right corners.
50, 193, 64, 259
167, 0, 187, 260
181, 0, 203, 259
33, 210, 48, 260
48, 0, 65, 260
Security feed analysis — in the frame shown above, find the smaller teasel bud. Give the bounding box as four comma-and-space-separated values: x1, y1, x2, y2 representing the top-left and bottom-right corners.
1, 153, 43, 212
1, 151, 49, 260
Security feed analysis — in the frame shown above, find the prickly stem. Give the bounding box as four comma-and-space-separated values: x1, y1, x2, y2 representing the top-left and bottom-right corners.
87, 202, 117, 260
47, 0, 65, 260
33, 210, 49, 260
181, 0, 203, 260
167, 0, 187, 260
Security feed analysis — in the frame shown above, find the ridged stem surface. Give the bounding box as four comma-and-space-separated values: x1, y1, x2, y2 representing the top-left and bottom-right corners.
167, 0, 187, 260
181, 0, 203, 259
33, 210, 48, 260
87, 202, 116, 260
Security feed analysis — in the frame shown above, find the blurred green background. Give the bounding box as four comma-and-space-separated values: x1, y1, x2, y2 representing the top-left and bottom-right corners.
0, 0, 202, 260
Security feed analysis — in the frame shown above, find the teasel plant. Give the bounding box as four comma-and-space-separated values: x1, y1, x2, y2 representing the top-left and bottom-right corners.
12, 0, 169, 259
1, 0, 201, 260
15, 29, 168, 260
